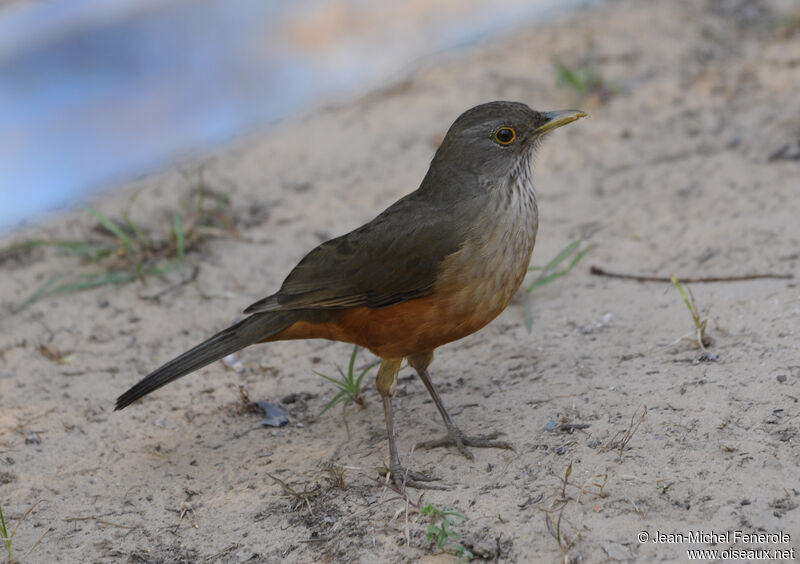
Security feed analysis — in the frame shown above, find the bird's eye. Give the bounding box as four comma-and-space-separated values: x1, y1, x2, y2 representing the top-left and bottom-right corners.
493, 127, 516, 145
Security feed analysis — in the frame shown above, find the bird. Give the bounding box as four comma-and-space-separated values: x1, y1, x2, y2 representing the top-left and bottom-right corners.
115, 101, 586, 487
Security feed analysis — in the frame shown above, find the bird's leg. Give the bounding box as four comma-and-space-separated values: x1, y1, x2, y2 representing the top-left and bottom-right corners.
408, 351, 514, 460
375, 358, 442, 489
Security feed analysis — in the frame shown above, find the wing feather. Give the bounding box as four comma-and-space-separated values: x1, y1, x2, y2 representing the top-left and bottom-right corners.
244, 192, 466, 313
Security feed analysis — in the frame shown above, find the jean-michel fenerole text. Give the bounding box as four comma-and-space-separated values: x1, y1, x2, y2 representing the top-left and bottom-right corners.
651, 531, 791, 545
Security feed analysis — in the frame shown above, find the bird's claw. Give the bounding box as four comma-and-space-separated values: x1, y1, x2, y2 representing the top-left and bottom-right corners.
417, 429, 514, 460
381, 463, 448, 490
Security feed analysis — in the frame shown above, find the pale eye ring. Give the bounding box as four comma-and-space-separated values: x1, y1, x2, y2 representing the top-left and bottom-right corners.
493, 126, 516, 145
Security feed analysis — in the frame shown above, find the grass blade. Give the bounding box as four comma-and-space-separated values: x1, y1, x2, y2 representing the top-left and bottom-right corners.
318, 390, 347, 416
84, 205, 135, 249
17, 262, 180, 311
0, 239, 107, 260
358, 359, 382, 381
524, 241, 593, 332
0, 501, 10, 559
173, 210, 185, 260
670, 275, 709, 349
526, 241, 592, 292
313, 371, 349, 391
356, 359, 382, 392
8, 182, 236, 313
553, 57, 588, 94
523, 292, 534, 332
670, 275, 694, 319
348, 345, 358, 380
316, 346, 381, 417
122, 212, 149, 247
539, 241, 580, 275
49, 271, 138, 292
15, 272, 71, 311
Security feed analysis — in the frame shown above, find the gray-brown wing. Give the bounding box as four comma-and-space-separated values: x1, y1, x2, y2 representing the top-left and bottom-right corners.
243, 192, 466, 313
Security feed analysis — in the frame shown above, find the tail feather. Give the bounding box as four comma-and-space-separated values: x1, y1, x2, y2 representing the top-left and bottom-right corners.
115, 312, 296, 410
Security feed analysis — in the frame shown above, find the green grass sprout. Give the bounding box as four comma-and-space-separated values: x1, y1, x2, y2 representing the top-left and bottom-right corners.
526, 241, 593, 292
553, 57, 604, 97
524, 240, 593, 331
552, 39, 612, 103
316, 345, 381, 417
670, 275, 711, 349
3, 179, 236, 311
84, 204, 136, 251
173, 210, 185, 261
1, 500, 49, 563
420, 504, 472, 559
0, 500, 11, 562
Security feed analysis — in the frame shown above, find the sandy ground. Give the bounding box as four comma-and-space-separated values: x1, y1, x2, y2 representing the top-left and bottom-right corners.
2, 0, 800, 562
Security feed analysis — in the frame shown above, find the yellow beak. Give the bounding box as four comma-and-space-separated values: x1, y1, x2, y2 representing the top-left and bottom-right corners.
534, 110, 588, 136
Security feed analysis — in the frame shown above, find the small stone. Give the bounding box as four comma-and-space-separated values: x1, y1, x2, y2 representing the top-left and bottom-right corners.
257, 401, 289, 427
222, 354, 244, 373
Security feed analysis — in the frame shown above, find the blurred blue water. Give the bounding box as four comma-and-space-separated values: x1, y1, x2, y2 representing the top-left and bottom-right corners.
0, 0, 582, 234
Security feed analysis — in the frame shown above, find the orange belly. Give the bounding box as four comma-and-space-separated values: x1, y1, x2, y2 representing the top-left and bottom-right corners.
265, 287, 509, 359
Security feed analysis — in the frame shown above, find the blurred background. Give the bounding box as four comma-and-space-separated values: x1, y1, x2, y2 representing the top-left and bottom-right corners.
0, 0, 588, 233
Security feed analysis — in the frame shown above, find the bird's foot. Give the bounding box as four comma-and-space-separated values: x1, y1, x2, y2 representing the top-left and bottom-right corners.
380, 463, 447, 490
417, 427, 514, 460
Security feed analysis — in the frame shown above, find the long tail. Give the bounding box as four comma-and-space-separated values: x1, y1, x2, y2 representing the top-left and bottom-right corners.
115, 311, 297, 410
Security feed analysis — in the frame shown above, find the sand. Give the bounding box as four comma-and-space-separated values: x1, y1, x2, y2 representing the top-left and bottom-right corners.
1, 0, 799, 562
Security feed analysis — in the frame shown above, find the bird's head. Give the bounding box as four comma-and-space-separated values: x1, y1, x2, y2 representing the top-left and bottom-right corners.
427, 101, 586, 195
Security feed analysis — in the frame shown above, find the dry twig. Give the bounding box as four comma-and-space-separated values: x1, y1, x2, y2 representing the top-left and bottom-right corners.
590, 266, 792, 283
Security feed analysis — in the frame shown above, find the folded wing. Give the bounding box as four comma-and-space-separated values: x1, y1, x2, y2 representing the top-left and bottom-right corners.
244, 192, 467, 313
